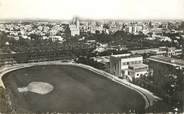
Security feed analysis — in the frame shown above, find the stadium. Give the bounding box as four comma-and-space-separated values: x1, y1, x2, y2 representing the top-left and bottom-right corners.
1, 62, 147, 113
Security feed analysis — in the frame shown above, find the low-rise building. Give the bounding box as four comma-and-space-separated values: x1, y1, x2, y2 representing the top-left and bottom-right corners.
128, 64, 148, 78
150, 47, 182, 57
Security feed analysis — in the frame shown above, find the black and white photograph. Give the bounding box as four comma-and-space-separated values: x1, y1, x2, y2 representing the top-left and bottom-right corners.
0, 0, 184, 113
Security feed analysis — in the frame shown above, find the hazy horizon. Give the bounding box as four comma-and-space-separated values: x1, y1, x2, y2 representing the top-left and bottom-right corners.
0, 0, 184, 20
0, 17, 184, 21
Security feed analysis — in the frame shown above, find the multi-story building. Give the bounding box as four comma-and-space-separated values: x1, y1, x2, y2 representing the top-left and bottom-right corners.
69, 17, 80, 36
69, 25, 80, 36
128, 25, 143, 34
110, 53, 148, 79
147, 55, 184, 96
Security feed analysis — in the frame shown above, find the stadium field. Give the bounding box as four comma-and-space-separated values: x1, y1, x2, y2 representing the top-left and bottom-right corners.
2, 65, 145, 113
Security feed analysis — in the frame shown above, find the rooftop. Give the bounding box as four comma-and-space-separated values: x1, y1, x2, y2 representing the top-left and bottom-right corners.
111, 53, 142, 59
111, 53, 131, 57
148, 55, 184, 67
129, 64, 148, 69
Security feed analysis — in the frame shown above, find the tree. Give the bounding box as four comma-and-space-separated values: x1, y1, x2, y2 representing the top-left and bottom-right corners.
63, 24, 71, 38
164, 67, 184, 112
179, 21, 184, 31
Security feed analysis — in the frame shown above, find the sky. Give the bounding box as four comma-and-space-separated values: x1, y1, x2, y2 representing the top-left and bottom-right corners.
0, 0, 184, 20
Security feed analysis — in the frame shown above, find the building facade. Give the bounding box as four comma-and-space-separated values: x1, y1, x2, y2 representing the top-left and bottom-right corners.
150, 47, 182, 57
69, 25, 80, 36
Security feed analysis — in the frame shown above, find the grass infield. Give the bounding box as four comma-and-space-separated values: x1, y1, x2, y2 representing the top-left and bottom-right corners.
2, 65, 145, 113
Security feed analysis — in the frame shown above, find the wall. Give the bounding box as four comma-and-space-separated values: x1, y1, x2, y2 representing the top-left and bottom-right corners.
148, 60, 174, 95
110, 57, 121, 77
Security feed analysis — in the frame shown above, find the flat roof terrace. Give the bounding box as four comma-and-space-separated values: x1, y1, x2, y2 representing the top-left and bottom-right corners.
129, 64, 148, 69
148, 56, 184, 67
111, 54, 142, 60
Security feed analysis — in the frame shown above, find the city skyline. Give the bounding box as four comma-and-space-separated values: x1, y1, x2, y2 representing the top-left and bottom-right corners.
0, 0, 184, 20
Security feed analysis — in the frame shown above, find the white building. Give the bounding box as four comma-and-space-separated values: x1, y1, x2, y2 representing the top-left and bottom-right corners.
110, 53, 148, 79
128, 25, 143, 34
50, 36, 64, 43
128, 64, 148, 79
69, 25, 80, 36
150, 47, 182, 57
69, 17, 80, 36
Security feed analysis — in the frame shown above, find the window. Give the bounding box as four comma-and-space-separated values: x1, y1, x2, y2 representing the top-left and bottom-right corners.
134, 61, 138, 64
130, 61, 134, 65
122, 70, 125, 75
123, 62, 127, 65
128, 71, 130, 75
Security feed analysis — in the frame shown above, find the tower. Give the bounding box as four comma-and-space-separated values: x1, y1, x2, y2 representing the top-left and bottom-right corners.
72, 17, 80, 29
70, 17, 80, 36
